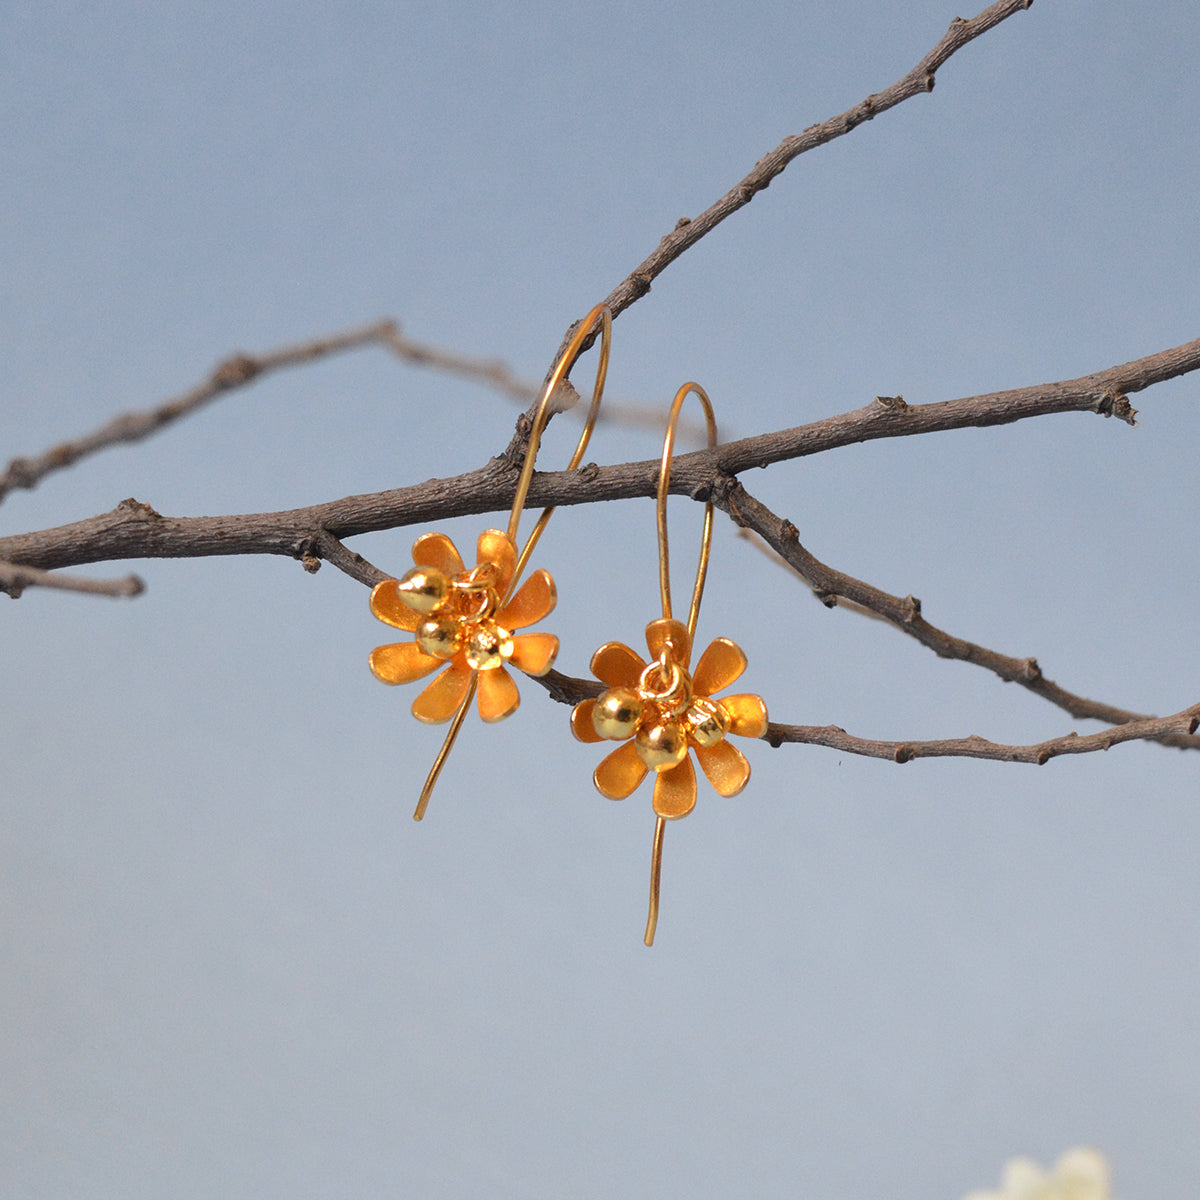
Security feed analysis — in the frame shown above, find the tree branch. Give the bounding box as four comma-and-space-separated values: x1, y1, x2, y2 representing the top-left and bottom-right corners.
714, 479, 1200, 749
763, 703, 1200, 765
532, 0, 1035, 392
0, 558, 144, 599
0, 320, 401, 506
527, 670, 1200, 761
3, 332, 1196, 573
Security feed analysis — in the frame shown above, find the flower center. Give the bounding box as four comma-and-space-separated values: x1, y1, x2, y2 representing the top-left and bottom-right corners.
464, 620, 513, 670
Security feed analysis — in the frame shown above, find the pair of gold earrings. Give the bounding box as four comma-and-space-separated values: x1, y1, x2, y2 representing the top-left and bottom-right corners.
367, 306, 767, 943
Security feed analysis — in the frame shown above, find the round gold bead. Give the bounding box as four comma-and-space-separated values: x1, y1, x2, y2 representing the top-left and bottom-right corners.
635, 720, 689, 772
464, 622, 513, 671
591, 687, 644, 740
686, 696, 730, 747
416, 615, 462, 660
397, 566, 452, 614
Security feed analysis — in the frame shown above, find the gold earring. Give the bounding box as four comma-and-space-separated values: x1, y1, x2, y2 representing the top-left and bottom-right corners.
570, 382, 768, 944
369, 305, 612, 820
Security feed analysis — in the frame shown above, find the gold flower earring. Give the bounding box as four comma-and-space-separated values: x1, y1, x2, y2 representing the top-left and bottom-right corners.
571, 382, 768, 944
369, 305, 612, 820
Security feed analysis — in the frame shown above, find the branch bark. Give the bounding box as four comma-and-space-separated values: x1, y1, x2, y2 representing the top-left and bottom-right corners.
763, 703, 1200, 765
0, 321, 399, 506
3, 333, 1195, 573
531, 0, 1035, 394
0, 559, 144, 599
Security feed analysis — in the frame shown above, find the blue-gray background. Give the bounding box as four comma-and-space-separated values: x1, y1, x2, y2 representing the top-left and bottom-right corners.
3, 3, 1198, 1197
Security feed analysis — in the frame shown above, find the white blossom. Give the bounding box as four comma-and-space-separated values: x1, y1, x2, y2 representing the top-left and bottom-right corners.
962, 1148, 1112, 1200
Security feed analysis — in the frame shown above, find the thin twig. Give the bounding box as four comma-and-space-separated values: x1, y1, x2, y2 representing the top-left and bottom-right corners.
0, 558, 144, 599
306, 531, 390, 588
0, 320, 398, 505
527, 671, 1200, 762
1, 319, 682, 518
737, 528, 889, 625
714, 480, 1200, 749
763, 702, 1200, 764
528, 0, 1035, 415
381, 323, 699, 437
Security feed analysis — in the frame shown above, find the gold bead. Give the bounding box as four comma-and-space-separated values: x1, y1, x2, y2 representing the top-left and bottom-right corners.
397, 566, 452, 614
592, 687, 644, 740
416, 615, 462, 660
635, 720, 688, 772
686, 696, 730, 747
464, 622, 513, 671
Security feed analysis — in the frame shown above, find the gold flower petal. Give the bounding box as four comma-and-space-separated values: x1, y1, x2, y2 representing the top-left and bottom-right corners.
653, 754, 697, 819
593, 741, 648, 799
476, 664, 520, 723
692, 637, 748, 696
508, 632, 558, 676
369, 641, 444, 685
411, 660, 473, 723
722, 693, 769, 739
590, 641, 646, 688
570, 698, 604, 744
412, 532, 464, 577
645, 618, 691, 669
695, 740, 751, 797
477, 529, 517, 593
499, 568, 556, 630
369, 580, 423, 632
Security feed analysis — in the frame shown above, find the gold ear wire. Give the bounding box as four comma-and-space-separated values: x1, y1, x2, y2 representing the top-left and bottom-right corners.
646, 382, 718, 944
506, 305, 612, 599
656, 382, 718, 638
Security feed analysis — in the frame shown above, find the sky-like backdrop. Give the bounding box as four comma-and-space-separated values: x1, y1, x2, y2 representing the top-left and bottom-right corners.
4, 3, 1199, 1197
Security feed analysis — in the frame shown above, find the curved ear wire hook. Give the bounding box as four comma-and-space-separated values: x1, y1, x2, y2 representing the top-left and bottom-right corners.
656, 382, 718, 638
506, 304, 612, 599
645, 381, 718, 944
412, 305, 612, 820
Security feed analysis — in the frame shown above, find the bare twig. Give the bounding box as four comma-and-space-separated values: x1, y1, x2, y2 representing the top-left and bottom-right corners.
0, 558, 144, 599
736, 528, 890, 625
531, 0, 1035, 399
763, 702, 1200, 764
1, 318, 686, 519
714, 480, 1200, 749
0, 320, 398, 505
379, 324, 538, 405
304, 531, 390, 588
528, 670, 1200, 761
382, 323, 705, 436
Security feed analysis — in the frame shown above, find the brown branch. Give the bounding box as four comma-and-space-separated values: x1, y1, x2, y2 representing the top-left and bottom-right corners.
304, 531, 390, 588
714, 480, 1200, 750
709, 336, 1200, 471
0, 320, 398, 505
0, 558, 144, 599
381, 325, 701, 436
0, 317, 681, 519
4, 332, 1196, 573
528, 671, 1200, 763
532, 0, 1034, 392
763, 703, 1200, 765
